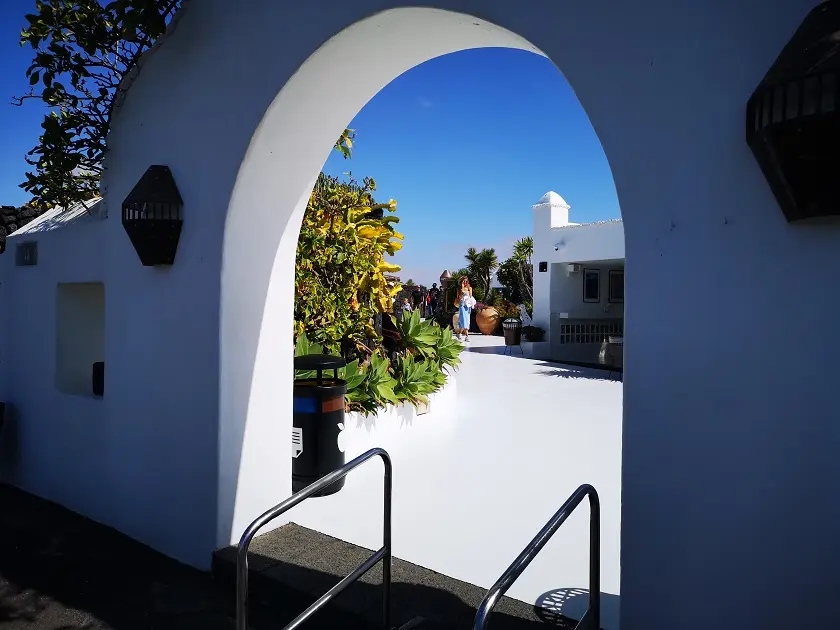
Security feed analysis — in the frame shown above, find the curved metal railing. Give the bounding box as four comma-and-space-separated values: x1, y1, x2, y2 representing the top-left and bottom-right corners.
235, 447, 392, 630
473, 484, 601, 630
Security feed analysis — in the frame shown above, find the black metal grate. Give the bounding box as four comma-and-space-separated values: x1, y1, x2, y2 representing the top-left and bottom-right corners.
558, 321, 623, 345
122, 165, 184, 266
746, 2, 840, 222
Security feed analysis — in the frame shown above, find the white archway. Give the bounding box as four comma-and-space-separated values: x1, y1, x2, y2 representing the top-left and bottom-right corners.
100, 1, 838, 629
218, 7, 547, 555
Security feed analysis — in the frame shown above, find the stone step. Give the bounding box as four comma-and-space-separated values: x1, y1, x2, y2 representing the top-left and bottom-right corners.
213, 523, 575, 630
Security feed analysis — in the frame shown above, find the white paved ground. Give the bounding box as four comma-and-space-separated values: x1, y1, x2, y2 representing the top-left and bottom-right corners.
294, 333, 623, 629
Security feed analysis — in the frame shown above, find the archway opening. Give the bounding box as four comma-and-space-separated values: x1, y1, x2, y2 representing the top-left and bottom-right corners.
220, 9, 623, 627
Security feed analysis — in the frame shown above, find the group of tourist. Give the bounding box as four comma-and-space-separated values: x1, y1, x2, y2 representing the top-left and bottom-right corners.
395, 282, 441, 319
392, 277, 476, 342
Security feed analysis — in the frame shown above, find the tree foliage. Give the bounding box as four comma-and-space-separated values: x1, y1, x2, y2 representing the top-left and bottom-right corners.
14, 0, 182, 209
496, 236, 533, 305
13, 0, 359, 213
463, 247, 498, 302
294, 171, 404, 357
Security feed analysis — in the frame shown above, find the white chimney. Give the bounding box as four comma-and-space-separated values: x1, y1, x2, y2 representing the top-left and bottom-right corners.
533, 191, 570, 232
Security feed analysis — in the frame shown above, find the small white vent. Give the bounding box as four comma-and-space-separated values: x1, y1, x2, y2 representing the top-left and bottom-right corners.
566, 263, 582, 274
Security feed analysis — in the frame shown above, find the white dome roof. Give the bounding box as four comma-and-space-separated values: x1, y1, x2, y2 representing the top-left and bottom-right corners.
534, 191, 570, 208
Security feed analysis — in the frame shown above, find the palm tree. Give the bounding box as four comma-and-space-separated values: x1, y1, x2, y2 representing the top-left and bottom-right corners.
464, 247, 498, 301
512, 236, 533, 262
494, 237, 534, 304
511, 237, 533, 302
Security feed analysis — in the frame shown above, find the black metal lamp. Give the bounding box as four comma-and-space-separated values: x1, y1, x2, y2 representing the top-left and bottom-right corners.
746, 1, 840, 222
122, 165, 183, 265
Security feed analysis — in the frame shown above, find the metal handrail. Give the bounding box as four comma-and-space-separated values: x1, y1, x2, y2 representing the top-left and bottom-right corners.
473, 484, 600, 630
236, 447, 392, 630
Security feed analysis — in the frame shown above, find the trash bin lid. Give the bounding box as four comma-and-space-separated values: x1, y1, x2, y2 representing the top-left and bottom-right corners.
294, 354, 346, 372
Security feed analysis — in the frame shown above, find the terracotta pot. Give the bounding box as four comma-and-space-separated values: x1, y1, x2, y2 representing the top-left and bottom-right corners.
476, 307, 500, 335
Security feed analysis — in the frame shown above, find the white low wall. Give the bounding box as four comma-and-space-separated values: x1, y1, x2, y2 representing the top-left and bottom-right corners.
292, 374, 460, 547
291, 344, 622, 630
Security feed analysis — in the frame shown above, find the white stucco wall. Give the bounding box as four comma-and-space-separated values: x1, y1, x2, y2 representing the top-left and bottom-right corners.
549, 262, 624, 320
0, 220, 110, 520
532, 208, 625, 344
1, 1, 836, 630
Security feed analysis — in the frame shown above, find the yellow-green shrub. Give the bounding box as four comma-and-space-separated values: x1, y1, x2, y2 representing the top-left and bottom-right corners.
294, 172, 403, 357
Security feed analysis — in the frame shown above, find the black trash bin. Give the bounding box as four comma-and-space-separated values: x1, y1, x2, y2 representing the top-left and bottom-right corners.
503, 318, 522, 346
293, 354, 348, 497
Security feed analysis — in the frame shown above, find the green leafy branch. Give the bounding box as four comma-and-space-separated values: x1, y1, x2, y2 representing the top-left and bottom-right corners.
12, 0, 182, 209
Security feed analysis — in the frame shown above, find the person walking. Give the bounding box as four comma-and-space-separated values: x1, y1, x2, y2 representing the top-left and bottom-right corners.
455, 276, 475, 342
428, 283, 440, 318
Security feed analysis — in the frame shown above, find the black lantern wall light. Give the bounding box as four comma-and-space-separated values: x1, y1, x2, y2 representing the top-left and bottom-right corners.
122, 165, 183, 266
746, 1, 840, 223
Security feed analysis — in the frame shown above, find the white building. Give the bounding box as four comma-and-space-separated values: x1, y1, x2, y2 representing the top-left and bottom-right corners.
0, 2, 837, 629
531, 192, 625, 365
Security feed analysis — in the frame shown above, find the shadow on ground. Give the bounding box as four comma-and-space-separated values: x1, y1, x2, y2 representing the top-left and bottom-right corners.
462, 342, 621, 383
535, 588, 618, 629
533, 362, 621, 383
212, 522, 588, 630
463, 344, 530, 358
0, 484, 588, 629
0, 483, 236, 629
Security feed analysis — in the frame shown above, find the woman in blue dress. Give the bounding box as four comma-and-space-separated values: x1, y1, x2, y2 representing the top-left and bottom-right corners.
455, 276, 474, 342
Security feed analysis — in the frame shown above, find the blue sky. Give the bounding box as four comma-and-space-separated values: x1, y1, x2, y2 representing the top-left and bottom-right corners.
0, 3, 620, 284
0, 2, 48, 207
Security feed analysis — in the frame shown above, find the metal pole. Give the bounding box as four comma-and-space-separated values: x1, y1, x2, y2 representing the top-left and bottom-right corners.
588, 490, 601, 630
472, 485, 599, 630
236, 524, 257, 630
235, 448, 391, 630
382, 454, 393, 630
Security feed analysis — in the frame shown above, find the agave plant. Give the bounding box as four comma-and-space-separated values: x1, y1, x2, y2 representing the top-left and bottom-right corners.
393, 355, 439, 405
396, 309, 442, 360
293, 334, 324, 380
294, 313, 462, 416
349, 353, 398, 411
434, 326, 463, 372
